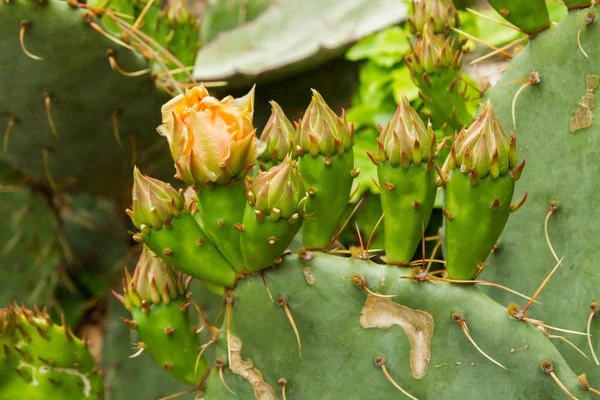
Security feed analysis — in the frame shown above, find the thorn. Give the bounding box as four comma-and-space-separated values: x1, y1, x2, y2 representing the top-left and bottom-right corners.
112, 110, 122, 147
374, 356, 419, 400
226, 292, 234, 367
19, 20, 43, 60
577, 12, 595, 58
442, 207, 454, 221
165, 327, 175, 336
578, 373, 600, 395
44, 92, 58, 138
61, 313, 73, 342
194, 338, 215, 377
451, 27, 512, 58
465, 8, 523, 32
326, 198, 364, 251
366, 213, 385, 254
588, 301, 599, 365
509, 192, 527, 212
129, 342, 145, 358
522, 256, 564, 315
383, 178, 394, 191
106, 49, 150, 77
347, 274, 396, 298
2, 116, 15, 153
544, 200, 560, 264
540, 326, 589, 360
260, 272, 274, 303
42, 148, 59, 192
38, 356, 55, 366
3, 344, 11, 359
34, 324, 48, 340
425, 276, 537, 303
278, 296, 302, 358
512, 74, 539, 130
278, 378, 288, 400
216, 357, 236, 396
435, 164, 448, 186
162, 248, 172, 256
163, 362, 173, 370
468, 36, 529, 66
540, 360, 578, 400
14, 367, 31, 381
452, 313, 506, 370
186, 293, 212, 331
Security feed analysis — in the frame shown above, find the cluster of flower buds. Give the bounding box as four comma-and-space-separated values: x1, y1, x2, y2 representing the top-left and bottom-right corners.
116, 246, 190, 311
371, 96, 438, 169
257, 101, 296, 169
128, 167, 185, 230
408, 0, 460, 35
405, 27, 463, 78
444, 101, 522, 182
247, 156, 307, 223
296, 90, 354, 157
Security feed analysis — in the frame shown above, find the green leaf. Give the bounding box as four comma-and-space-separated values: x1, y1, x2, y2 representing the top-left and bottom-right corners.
193, 0, 408, 86
346, 26, 411, 67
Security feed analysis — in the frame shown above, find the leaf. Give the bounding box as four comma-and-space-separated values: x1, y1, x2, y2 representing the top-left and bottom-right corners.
346, 26, 411, 67
193, 0, 408, 86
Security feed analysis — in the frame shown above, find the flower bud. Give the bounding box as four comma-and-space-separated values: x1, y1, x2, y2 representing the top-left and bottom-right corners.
409, 0, 460, 35
378, 96, 436, 168
296, 90, 353, 157
250, 156, 306, 220
125, 246, 186, 306
405, 27, 462, 76
157, 84, 259, 185
130, 167, 184, 229
450, 101, 511, 179
258, 101, 296, 167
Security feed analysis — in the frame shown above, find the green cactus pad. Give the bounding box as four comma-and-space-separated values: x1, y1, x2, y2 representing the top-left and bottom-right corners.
195, 180, 246, 272
378, 163, 437, 264
142, 212, 237, 287
484, 5, 600, 380
444, 171, 515, 280
130, 300, 207, 386
0, 306, 104, 399
298, 153, 355, 249
202, 253, 590, 399
0, 0, 170, 194
0, 188, 63, 308
487, 0, 551, 35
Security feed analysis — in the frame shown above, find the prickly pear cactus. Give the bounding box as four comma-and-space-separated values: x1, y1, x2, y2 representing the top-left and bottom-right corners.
0, 0, 172, 194
109, 82, 599, 399
484, 4, 600, 383
0, 305, 104, 399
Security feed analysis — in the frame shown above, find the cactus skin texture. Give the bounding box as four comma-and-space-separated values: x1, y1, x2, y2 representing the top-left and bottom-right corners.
115, 246, 208, 386
484, 5, 600, 382
487, 0, 551, 35
371, 97, 440, 264
0, 305, 104, 399
296, 90, 356, 249
0, 0, 171, 194
202, 253, 590, 399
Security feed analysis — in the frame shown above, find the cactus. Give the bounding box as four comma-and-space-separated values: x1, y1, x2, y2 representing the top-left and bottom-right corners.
0, 305, 104, 399
0, 0, 182, 195
482, 4, 600, 383
109, 77, 600, 399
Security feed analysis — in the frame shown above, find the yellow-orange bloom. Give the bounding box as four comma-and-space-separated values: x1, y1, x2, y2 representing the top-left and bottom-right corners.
157, 84, 258, 185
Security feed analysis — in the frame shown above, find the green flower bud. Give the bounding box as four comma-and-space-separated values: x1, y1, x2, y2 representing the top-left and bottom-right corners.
405, 27, 462, 76
258, 101, 296, 167
409, 0, 460, 35
448, 101, 512, 179
250, 156, 306, 220
124, 246, 187, 307
130, 167, 184, 229
296, 90, 354, 157
377, 96, 436, 168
